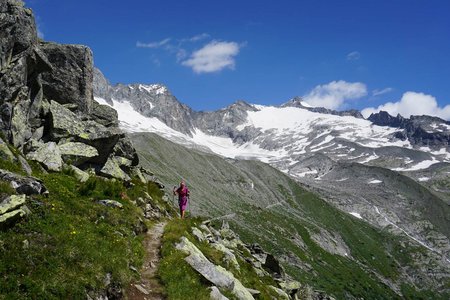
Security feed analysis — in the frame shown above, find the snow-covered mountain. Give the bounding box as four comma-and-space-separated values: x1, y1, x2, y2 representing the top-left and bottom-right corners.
93, 68, 450, 177
93, 68, 450, 272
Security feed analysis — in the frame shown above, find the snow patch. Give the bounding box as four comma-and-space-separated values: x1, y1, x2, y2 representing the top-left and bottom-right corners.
94, 96, 109, 106
393, 158, 439, 171
138, 84, 167, 95
349, 212, 363, 219
295, 170, 318, 177
418, 177, 430, 182
368, 179, 382, 184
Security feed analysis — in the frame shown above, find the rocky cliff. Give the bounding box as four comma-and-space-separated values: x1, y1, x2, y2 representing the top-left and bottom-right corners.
368, 110, 450, 148
0, 0, 139, 180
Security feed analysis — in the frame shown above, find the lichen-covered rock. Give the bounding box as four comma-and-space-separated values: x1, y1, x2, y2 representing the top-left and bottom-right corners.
18, 155, 32, 175
0, 0, 37, 99
40, 41, 93, 114
279, 280, 302, 295
69, 165, 89, 182
112, 136, 139, 166
99, 156, 132, 181
0, 207, 28, 229
210, 286, 229, 300
10, 89, 32, 147
131, 167, 147, 184
0, 136, 14, 160
176, 237, 254, 300
192, 227, 206, 242
26, 141, 62, 171
91, 100, 118, 127
58, 142, 98, 165
0, 0, 37, 61
0, 169, 47, 195
0, 194, 26, 215
211, 242, 240, 270
49, 100, 122, 164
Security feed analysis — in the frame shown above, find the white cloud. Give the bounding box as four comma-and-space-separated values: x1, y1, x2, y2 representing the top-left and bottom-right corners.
182, 41, 241, 74
181, 33, 210, 43
346, 51, 361, 61
362, 91, 450, 120
136, 38, 171, 49
176, 48, 188, 62
372, 87, 393, 96
303, 80, 367, 110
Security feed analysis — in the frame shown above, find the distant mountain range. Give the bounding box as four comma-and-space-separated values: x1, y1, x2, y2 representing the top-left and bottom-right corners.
93, 67, 450, 174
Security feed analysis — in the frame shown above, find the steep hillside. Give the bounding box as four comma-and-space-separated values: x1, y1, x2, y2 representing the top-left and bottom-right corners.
0, 1, 175, 298
131, 132, 450, 299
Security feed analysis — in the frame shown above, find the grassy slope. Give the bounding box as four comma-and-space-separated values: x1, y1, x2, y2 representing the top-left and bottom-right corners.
132, 132, 448, 299
0, 151, 173, 299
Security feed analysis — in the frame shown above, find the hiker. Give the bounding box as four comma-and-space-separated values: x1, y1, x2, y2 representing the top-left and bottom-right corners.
173, 181, 189, 219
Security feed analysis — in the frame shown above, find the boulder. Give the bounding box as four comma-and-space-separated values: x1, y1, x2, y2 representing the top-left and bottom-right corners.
68, 165, 90, 182
0, 194, 26, 215
0, 168, 47, 195
0, 0, 37, 100
176, 237, 254, 300
58, 142, 98, 165
131, 167, 147, 184
18, 155, 32, 175
279, 280, 302, 294
112, 137, 139, 166
211, 242, 240, 270
192, 227, 206, 242
49, 100, 122, 164
99, 156, 132, 181
40, 41, 93, 114
97, 199, 123, 209
91, 100, 118, 127
210, 286, 229, 300
26, 141, 62, 171
0, 207, 27, 229
10, 88, 32, 147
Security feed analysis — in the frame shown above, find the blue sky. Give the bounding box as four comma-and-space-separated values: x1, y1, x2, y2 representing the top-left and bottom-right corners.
26, 0, 450, 118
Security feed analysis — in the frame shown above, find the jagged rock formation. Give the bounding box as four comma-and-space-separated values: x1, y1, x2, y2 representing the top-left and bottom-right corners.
369, 110, 450, 148
0, 0, 139, 180
282, 96, 364, 118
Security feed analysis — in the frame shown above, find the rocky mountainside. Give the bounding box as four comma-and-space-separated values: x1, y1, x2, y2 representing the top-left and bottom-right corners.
368, 110, 450, 147
132, 131, 450, 298
0, 0, 142, 182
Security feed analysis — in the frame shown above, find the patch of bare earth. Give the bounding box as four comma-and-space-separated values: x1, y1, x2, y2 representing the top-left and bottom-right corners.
126, 222, 166, 300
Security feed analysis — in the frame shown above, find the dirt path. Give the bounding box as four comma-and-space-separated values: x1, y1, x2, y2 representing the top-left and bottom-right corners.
126, 222, 166, 300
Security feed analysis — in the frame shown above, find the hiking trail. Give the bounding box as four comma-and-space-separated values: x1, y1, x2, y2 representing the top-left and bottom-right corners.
126, 221, 166, 300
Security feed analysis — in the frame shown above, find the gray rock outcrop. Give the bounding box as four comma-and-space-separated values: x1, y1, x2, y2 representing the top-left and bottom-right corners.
0, 0, 140, 181
0, 169, 47, 195
0, 194, 29, 229
40, 42, 93, 113
176, 236, 255, 300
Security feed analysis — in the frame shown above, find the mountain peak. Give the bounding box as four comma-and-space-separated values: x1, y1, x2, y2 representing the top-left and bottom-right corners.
137, 84, 169, 95
281, 96, 312, 108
